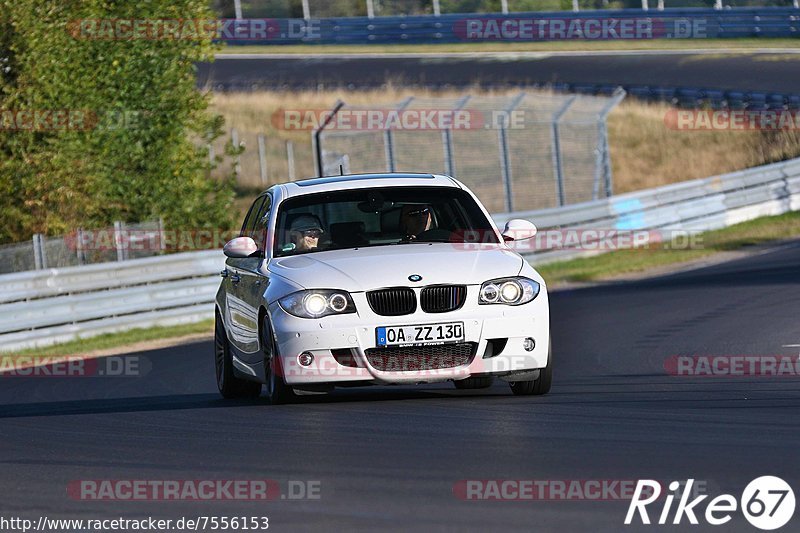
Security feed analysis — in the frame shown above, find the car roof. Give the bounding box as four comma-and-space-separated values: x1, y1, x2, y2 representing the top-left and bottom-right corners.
277, 173, 461, 198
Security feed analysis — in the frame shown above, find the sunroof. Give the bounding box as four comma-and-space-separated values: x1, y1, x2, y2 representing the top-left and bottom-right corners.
294, 173, 435, 187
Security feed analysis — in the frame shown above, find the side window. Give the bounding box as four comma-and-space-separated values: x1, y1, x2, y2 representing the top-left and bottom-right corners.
240, 196, 263, 238
250, 195, 271, 252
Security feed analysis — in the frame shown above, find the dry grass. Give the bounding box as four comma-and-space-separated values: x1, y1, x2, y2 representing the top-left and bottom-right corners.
608, 101, 800, 193
211, 89, 800, 199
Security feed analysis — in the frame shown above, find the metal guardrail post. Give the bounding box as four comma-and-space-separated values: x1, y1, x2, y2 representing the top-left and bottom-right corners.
498, 92, 526, 213
551, 95, 577, 207
384, 97, 414, 173
257, 133, 268, 187
442, 95, 470, 177
313, 100, 345, 177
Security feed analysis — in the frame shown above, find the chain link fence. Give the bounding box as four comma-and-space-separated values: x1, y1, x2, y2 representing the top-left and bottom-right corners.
225, 0, 799, 19
316, 90, 625, 213
0, 221, 165, 275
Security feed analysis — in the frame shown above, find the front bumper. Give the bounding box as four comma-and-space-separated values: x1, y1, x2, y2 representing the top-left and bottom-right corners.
270, 286, 549, 385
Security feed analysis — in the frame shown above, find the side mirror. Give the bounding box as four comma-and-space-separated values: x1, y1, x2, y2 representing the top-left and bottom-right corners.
223, 236, 259, 258
501, 219, 537, 242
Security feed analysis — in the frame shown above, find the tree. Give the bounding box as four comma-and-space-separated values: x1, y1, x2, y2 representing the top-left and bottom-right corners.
0, 0, 235, 244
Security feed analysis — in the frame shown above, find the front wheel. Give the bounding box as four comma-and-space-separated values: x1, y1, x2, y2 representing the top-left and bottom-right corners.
215, 311, 262, 399
262, 316, 297, 405
509, 341, 552, 396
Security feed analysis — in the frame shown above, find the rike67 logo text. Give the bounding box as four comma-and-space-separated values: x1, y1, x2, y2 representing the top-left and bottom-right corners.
625, 477, 795, 530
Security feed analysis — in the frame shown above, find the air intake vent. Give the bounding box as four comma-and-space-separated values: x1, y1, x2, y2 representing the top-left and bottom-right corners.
421, 285, 467, 313
367, 287, 416, 316
366, 343, 477, 372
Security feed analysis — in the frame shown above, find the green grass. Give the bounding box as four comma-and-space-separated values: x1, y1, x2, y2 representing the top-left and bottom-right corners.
221, 38, 800, 55
8, 319, 214, 359
537, 210, 800, 284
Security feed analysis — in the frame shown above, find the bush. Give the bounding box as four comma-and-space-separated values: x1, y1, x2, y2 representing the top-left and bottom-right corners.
0, 0, 236, 244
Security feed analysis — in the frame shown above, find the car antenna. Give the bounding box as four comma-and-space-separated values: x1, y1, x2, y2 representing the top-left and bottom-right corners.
339, 164, 344, 176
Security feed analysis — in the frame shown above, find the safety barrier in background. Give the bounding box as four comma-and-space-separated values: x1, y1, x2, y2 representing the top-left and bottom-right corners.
222, 7, 800, 45
2, 155, 799, 351
229, 1, 800, 21
315, 90, 626, 213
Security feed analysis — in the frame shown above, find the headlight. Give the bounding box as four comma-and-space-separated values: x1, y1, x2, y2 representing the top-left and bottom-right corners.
279, 290, 357, 319
479, 277, 539, 306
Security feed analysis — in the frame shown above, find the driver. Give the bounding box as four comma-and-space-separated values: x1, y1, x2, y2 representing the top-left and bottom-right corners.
400, 204, 433, 240
288, 214, 324, 252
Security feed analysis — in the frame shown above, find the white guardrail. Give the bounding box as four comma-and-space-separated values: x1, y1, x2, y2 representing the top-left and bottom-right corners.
2, 157, 800, 351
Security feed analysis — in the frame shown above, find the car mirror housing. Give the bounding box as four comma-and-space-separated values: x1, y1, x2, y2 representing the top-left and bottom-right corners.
501, 219, 537, 242
223, 236, 259, 258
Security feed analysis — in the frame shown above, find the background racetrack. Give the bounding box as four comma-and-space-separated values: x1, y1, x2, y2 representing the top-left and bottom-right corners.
200, 51, 800, 93
2, 241, 800, 531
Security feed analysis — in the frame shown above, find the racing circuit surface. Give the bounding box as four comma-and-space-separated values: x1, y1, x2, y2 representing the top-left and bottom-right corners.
199, 51, 800, 94
2, 240, 799, 531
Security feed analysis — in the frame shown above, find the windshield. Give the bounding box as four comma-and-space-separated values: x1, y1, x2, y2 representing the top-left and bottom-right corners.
273, 186, 499, 257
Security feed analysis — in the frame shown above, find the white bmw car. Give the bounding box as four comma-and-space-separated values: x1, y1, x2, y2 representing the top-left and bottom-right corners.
215, 173, 551, 403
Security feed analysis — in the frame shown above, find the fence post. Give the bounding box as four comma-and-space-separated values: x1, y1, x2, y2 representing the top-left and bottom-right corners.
572, 0, 579, 12
32, 234, 47, 270
231, 128, 241, 179
714, 0, 722, 9
366, 0, 375, 18
551, 95, 577, 207
433, 0, 441, 16
301, 0, 311, 20
314, 100, 345, 177
596, 88, 627, 199
384, 97, 414, 173
657, 0, 665, 9
208, 143, 215, 164
76, 228, 86, 265
114, 221, 127, 262
442, 95, 471, 177
500, 0, 509, 14
157, 217, 166, 252
641, 0, 649, 10
234, 0, 243, 19
286, 140, 296, 180
257, 133, 268, 187
498, 92, 526, 213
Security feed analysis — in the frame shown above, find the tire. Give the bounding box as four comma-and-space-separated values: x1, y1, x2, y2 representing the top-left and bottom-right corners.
215, 311, 262, 399
262, 316, 297, 405
509, 341, 552, 396
453, 376, 494, 389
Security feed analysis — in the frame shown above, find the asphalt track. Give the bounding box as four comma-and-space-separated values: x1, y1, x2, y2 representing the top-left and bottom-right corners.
2, 239, 800, 531
199, 51, 800, 93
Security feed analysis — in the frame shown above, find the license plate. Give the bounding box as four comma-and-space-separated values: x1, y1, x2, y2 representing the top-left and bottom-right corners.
375, 322, 465, 348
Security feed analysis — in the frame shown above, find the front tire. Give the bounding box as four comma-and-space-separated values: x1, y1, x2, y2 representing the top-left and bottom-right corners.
509, 341, 552, 396
215, 311, 262, 399
262, 316, 297, 405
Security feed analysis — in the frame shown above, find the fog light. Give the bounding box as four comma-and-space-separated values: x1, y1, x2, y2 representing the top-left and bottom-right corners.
523, 338, 535, 352
298, 352, 314, 366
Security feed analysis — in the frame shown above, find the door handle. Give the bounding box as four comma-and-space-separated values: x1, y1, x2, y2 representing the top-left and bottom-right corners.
220, 269, 229, 278
230, 274, 241, 284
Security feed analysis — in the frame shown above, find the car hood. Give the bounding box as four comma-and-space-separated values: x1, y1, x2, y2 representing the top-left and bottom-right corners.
267, 244, 523, 292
